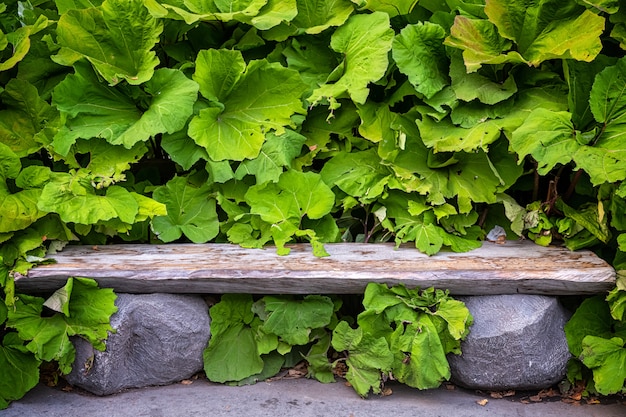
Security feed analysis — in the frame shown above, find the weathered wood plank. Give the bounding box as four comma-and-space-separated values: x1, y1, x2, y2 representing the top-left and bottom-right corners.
19, 241, 615, 295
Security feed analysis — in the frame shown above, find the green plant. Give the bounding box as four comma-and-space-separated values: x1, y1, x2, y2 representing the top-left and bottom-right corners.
1, 0, 625, 407
332, 284, 472, 397
203, 283, 473, 398
0, 277, 117, 408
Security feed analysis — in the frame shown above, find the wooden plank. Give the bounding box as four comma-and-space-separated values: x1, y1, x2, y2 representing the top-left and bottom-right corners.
18, 241, 615, 295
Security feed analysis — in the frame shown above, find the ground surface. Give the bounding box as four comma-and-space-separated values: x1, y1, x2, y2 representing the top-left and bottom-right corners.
3, 378, 624, 417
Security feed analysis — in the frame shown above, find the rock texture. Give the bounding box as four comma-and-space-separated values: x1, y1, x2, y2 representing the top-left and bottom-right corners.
66, 293, 211, 395
448, 295, 571, 391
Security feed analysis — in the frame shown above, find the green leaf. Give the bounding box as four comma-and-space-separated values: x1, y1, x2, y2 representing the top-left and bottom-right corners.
246, 170, 335, 223
289, 0, 354, 34
204, 294, 264, 383
0, 15, 49, 72
151, 0, 268, 24
444, 16, 525, 73
256, 295, 334, 345
6, 278, 117, 374
209, 294, 256, 336
0, 334, 41, 410
563, 56, 616, 129
240, 0, 297, 30
283, 36, 341, 93
418, 115, 503, 153
484, 0, 605, 66
331, 321, 394, 397
190, 53, 307, 161
392, 22, 449, 99
0, 79, 57, 157
308, 12, 394, 106
449, 53, 517, 105
0, 186, 45, 234
580, 336, 626, 395
589, 56, 626, 126
203, 323, 264, 383
52, 64, 199, 152
607, 286, 626, 322
564, 295, 616, 357
357, 0, 419, 16
71, 139, 148, 185
320, 149, 389, 203
0, 142, 20, 180
235, 130, 306, 183
38, 172, 139, 224
433, 298, 473, 340
151, 176, 219, 243
390, 315, 451, 389
556, 199, 611, 243
304, 333, 335, 383
192, 48, 245, 104
510, 108, 578, 174
161, 130, 210, 170
54, 0, 163, 85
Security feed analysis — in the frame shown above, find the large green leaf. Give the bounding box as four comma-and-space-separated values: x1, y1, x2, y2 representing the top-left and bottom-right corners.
320, 149, 390, 203
290, 0, 354, 34
151, 176, 219, 243
390, 315, 451, 389
37, 172, 139, 224
6, 278, 117, 374
510, 108, 578, 174
580, 336, 626, 395
392, 22, 449, 99
0, 186, 45, 233
484, 0, 604, 66
192, 49, 245, 104
564, 57, 616, 129
283, 36, 341, 91
70, 139, 148, 185
148, 0, 268, 25
235, 130, 306, 183
308, 12, 394, 106
246, 170, 335, 223
573, 56, 626, 185
204, 294, 264, 383
243, 0, 297, 30
54, 0, 162, 85
53, 64, 199, 153
0, 334, 41, 410
0, 79, 58, 157
0, 141, 20, 180
564, 295, 616, 357
256, 295, 334, 345
331, 321, 394, 397
190, 53, 307, 161
0, 15, 49, 72
449, 53, 517, 105
418, 115, 503, 153
445, 0, 604, 71
444, 16, 524, 73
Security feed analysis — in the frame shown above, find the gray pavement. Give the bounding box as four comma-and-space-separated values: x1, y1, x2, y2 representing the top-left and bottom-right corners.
2, 378, 624, 417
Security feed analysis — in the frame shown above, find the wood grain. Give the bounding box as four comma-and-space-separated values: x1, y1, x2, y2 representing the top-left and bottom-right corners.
19, 241, 615, 295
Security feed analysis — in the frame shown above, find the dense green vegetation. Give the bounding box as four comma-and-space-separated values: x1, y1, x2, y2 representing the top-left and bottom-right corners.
1, 0, 625, 407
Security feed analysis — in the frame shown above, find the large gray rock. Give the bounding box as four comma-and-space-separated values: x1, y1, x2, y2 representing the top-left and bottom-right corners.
448, 295, 571, 391
66, 293, 211, 395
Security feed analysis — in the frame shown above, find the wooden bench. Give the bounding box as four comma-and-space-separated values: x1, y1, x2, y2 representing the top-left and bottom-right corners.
18, 240, 615, 295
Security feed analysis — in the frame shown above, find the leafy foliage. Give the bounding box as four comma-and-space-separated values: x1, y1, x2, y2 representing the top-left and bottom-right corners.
334, 284, 472, 397
0, 0, 626, 406
203, 293, 339, 384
